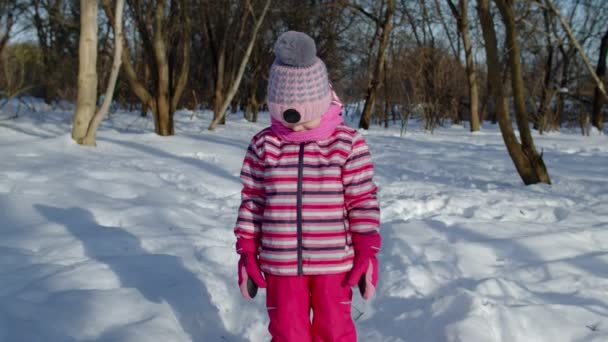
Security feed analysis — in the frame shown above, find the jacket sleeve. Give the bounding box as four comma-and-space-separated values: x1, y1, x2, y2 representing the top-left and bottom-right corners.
234, 137, 266, 254
343, 133, 381, 250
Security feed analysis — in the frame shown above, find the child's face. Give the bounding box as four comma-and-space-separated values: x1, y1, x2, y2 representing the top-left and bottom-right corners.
284, 117, 322, 132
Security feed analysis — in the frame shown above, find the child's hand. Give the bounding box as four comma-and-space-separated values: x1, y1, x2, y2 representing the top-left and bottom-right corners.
346, 232, 381, 300
238, 253, 267, 299
346, 253, 378, 300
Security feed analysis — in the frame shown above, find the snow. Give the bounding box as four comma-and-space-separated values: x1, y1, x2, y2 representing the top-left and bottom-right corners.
1, 99, 607, 341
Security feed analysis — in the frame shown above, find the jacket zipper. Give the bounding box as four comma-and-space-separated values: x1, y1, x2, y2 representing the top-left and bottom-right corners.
297, 142, 305, 276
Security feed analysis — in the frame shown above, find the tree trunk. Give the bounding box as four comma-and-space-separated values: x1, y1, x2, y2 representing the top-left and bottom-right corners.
244, 78, 259, 122
496, 0, 550, 184
141, 102, 149, 117
536, 7, 554, 134
359, 0, 395, 130
244, 102, 252, 121
461, 3, 480, 132
192, 90, 199, 111
537, 52, 553, 134
154, 97, 172, 136
171, 13, 190, 116
141, 63, 150, 117
447, 0, 480, 131
252, 103, 260, 122
213, 46, 226, 122
478, 0, 550, 185
72, 0, 98, 142
591, 28, 608, 131
485, 79, 497, 124
392, 106, 397, 124
580, 110, 590, 136
153, 1, 172, 136
76, 0, 125, 146
231, 101, 238, 114
384, 100, 390, 128
452, 98, 462, 125
383, 59, 390, 128
120, 39, 155, 119
554, 48, 570, 130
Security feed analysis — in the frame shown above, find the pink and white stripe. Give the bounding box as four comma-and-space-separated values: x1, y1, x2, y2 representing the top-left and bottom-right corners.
235, 125, 380, 275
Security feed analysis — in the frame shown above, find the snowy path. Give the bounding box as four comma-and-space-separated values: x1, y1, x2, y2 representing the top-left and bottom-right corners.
1, 105, 607, 341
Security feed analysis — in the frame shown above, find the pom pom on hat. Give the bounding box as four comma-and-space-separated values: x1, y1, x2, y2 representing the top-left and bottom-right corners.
273, 31, 317, 67
267, 31, 332, 126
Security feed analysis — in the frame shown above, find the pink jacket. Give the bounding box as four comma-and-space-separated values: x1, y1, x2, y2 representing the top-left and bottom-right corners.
234, 125, 380, 275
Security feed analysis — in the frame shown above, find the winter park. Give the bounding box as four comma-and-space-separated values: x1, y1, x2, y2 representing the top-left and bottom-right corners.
1, 1, 608, 342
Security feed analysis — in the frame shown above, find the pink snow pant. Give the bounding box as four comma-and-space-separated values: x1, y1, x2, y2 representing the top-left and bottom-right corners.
265, 273, 356, 342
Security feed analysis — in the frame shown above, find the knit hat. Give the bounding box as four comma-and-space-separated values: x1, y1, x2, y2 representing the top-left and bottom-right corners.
267, 31, 332, 126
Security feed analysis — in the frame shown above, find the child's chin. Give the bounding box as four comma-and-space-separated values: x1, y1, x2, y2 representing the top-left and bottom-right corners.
283, 124, 304, 132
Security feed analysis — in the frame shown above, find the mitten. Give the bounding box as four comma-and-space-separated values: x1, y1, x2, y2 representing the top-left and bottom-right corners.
236, 238, 267, 299
346, 233, 381, 300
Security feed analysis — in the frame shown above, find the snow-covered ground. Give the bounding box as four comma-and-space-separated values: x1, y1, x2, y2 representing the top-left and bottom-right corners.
1, 99, 607, 342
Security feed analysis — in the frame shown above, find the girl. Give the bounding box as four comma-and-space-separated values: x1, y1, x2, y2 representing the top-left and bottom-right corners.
234, 31, 381, 342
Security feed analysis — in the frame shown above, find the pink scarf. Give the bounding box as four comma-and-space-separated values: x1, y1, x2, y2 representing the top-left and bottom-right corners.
270, 103, 344, 143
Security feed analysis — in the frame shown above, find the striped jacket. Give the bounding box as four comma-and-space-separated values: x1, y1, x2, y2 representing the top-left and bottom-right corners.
234, 125, 380, 275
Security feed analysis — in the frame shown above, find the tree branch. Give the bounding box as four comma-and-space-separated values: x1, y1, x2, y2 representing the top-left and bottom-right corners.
344, 1, 381, 23
539, 0, 608, 100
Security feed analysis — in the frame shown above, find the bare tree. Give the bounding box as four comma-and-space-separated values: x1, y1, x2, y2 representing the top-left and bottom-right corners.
0, 0, 21, 58
72, 0, 124, 146
208, 0, 272, 131
446, 0, 480, 131
350, 0, 395, 130
104, 0, 191, 136
0, 1, 32, 99
534, 5, 555, 134
202, 0, 241, 125
539, 0, 608, 101
242, 36, 272, 123
535, 0, 604, 131
478, 0, 550, 185
28, 0, 80, 103
72, 0, 97, 143
496, 0, 550, 183
392, 0, 467, 131
433, 0, 459, 57
591, 27, 608, 131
